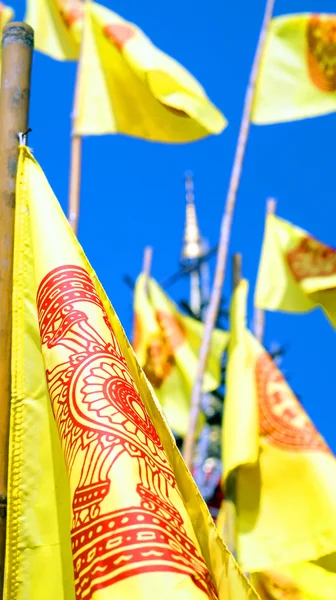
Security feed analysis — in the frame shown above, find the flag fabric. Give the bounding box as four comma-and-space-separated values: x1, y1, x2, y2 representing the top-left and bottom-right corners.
252, 13, 336, 124
0, 2, 13, 32
252, 555, 336, 600
133, 274, 228, 438
73, 1, 226, 141
223, 278, 336, 573
25, 0, 82, 60
5, 144, 257, 600
255, 214, 336, 328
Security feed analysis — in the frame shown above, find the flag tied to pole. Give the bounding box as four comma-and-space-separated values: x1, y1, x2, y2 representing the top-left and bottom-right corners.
223, 279, 336, 573
5, 145, 256, 600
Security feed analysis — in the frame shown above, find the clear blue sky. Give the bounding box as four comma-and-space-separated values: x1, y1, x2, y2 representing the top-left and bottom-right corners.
12, 0, 336, 451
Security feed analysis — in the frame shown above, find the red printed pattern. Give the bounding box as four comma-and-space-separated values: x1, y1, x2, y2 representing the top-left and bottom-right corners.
287, 235, 336, 282
37, 266, 217, 599
256, 351, 330, 453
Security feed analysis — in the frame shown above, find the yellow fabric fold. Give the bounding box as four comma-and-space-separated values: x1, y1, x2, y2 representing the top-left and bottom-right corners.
6, 145, 257, 600
133, 274, 228, 437
74, 1, 226, 140
255, 214, 336, 328
252, 553, 336, 600
223, 279, 336, 572
252, 13, 336, 124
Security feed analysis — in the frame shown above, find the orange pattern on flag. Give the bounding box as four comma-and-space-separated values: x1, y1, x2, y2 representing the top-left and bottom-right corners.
58, 0, 83, 28
103, 22, 135, 50
253, 571, 303, 600
256, 352, 330, 453
287, 236, 336, 282
306, 15, 336, 92
36, 264, 218, 599
134, 310, 186, 389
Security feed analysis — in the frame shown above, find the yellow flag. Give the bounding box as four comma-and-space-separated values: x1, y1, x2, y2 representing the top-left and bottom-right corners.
133, 275, 228, 437
252, 13, 336, 124
255, 214, 336, 328
252, 555, 336, 600
223, 279, 336, 573
25, 0, 82, 60
74, 1, 226, 141
6, 145, 257, 600
0, 3, 13, 31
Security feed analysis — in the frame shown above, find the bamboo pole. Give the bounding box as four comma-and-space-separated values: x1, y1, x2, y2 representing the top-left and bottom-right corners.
223, 253, 242, 557
182, 0, 275, 469
253, 197, 276, 343
0, 22, 34, 593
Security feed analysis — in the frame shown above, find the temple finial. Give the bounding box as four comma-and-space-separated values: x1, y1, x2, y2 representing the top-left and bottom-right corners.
181, 172, 204, 262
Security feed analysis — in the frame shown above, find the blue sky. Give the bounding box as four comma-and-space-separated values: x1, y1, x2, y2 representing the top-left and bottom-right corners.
12, 0, 336, 450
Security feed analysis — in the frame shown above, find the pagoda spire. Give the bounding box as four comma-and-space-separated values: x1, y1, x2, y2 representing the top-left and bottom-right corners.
181, 172, 204, 263
181, 173, 209, 316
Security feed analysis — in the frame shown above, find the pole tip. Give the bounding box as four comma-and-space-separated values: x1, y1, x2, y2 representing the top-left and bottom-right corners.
2, 22, 34, 49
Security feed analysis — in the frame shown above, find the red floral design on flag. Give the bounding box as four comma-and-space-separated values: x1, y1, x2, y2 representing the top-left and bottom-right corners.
287, 235, 336, 282
306, 14, 336, 92
37, 265, 217, 599
256, 351, 330, 453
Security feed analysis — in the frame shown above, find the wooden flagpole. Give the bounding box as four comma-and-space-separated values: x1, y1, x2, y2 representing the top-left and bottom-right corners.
0, 22, 34, 593
182, 0, 275, 469
253, 197, 276, 343
223, 253, 242, 557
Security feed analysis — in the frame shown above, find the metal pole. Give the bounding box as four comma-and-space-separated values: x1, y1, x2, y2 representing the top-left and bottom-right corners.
182, 0, 275, 470
253, 197, 277, 343
0, 21, 33, 593
142, 246, 153, 295
67, 0, 86, 234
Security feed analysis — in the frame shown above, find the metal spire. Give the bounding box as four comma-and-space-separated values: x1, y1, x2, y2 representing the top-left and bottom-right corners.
181, 172, 204, 262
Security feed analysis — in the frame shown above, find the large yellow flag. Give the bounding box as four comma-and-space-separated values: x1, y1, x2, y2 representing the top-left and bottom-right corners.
26, 1, 226, 141
252, 554, 336, 600
252, 13, 336, 124
73, 1, 226, 141
223, 279, 336, 573
133, 275, 228, 437
255, 214, 336, 328
6, 145, 257, 600
25, 0, 82, 60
